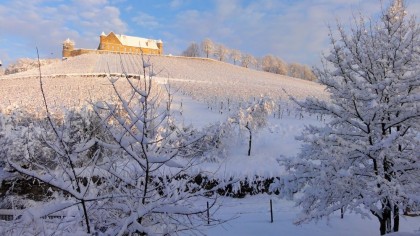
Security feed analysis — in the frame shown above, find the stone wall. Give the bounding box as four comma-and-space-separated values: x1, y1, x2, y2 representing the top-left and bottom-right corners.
64, 48, 160, 58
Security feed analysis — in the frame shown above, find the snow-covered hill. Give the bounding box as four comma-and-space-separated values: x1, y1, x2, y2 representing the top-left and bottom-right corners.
0, 54, 327, 113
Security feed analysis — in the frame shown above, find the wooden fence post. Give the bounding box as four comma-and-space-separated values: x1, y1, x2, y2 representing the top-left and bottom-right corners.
270, 199, 273, 223
207, 201, 210, 225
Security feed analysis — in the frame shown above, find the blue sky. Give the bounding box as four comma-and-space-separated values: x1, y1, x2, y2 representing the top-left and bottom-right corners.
0, 0, 419, 67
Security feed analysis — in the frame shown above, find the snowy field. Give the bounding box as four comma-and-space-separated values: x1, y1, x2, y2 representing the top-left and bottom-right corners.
204, 195, 420, 236
0, 55, 419, 235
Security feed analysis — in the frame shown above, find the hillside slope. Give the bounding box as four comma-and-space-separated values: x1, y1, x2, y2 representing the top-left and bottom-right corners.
0, 54, 327, 112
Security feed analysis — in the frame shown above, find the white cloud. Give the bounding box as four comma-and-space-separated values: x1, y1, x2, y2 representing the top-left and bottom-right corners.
125, 5, 133, 12
132, 12, 160, 29
0, 0, 127, 63
170, 0, 185, 9
73, 0, 108, 6
171, 0, 403, 66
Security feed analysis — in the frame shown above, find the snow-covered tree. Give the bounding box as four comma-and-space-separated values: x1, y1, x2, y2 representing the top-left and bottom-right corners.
92, 55, 221, 235
4, 106, 111, 235
301, 65, 317, 81
254, 57, 263, 71
182, 42, 201, 57
213, 44, 230, 62
288, 63, 317, 81
231, 96, 274, 156
241, 53, 256, 68
1, 52, 114, 235
287, 62, 303, 78
262, 55, 288, 75
3, 54, 222, 235
201, 38, 214, 58
273, 1, 420, 235
230, 49, 242, 65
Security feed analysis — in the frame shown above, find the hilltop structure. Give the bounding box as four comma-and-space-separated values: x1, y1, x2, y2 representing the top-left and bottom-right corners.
62, 32, 163, 58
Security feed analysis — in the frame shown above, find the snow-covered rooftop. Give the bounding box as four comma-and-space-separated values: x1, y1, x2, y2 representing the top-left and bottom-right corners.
63, 38, 74, 45
114, 34, 161, 50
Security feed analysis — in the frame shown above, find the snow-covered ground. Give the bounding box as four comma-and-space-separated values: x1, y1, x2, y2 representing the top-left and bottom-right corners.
170, 91, 321, 179
170, 90, 420, 236
204, 195, 420, 236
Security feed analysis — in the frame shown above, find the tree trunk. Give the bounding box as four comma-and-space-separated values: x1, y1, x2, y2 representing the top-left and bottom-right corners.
81, 199, 91, 233
245, 122, 252, 156
393, 205, 399, 232
378, 208, 392, 235
379, 218, 386, 235
248, 132, 252, 156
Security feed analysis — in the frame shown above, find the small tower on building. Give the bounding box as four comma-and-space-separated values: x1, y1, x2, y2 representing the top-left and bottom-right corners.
99, 32, 106, 50
62, 38, 75, 58
156, 40, 163, 55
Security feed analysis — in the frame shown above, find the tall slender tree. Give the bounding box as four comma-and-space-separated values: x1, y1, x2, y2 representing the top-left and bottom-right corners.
213, 44, 230, 62
201, 38, 214, 58
241, 53, 256, 68
182, 42, 201, 57
230, 49, 242, 65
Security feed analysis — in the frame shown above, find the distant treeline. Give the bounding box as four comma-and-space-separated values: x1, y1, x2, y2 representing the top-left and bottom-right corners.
181, 38, 317, 82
